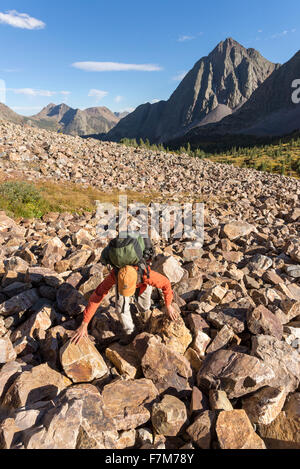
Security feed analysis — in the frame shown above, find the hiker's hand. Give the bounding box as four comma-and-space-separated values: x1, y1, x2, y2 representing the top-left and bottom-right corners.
71, 322, 88, 345
165, 304, 178, 321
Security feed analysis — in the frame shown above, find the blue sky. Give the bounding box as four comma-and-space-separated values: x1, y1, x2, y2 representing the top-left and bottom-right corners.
0, 0, 299, 115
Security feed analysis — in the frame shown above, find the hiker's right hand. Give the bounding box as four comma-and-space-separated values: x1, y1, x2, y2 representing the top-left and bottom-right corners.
71, 322, 88, 345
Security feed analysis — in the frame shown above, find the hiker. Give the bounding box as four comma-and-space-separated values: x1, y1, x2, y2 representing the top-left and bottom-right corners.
71, 234, 178, 345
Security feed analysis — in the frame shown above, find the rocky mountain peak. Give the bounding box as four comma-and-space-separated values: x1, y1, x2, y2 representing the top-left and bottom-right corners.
106, 38, 278, 143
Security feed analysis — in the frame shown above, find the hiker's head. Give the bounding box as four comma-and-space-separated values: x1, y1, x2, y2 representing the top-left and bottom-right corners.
118, 265, 138, 297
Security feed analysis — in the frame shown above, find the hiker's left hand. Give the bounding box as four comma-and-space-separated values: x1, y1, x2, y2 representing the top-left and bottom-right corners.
166, 304, 178, 321
71, 322, 88, 345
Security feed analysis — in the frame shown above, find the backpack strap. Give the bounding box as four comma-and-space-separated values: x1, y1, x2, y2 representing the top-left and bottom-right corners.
137, 259, 150, 280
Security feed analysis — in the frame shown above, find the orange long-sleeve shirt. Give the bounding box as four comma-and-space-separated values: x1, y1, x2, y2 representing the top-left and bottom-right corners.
83, 267, 173, 325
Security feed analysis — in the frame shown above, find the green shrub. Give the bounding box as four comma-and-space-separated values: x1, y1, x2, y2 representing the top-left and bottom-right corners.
0, 181, 50, 218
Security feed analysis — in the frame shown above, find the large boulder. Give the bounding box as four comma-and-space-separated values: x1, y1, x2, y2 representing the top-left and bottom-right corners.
251, 335, 300, 393
0, 289, 39, 317
258, 393, 300, 449
207, 307, 247, 334
2, 363, 71, 410
197, 350, 274, 398
216, 410, 266, 449
275, 300, 300, 325
222, 221, 256, 240
24, 384, 119, 449
186, 411, 217, 449
0, 212, 26, 237
206, 325, 235, 354
0, 360, 31, 402
151, 395, 187, 436
56, 283, 87, 316
25, 267, 63, 288
56, 249, 92, 272
40, 322, 76, 368
149, 310, 192, 354
151, 255, 185, 284
102, 378, 158, 431
41, 237, 66, 270
10, 304, 53, 343
247, 305, 283, 339
242, 387, 287, 425
60, 337, 108, 383
141, 337, 192, 395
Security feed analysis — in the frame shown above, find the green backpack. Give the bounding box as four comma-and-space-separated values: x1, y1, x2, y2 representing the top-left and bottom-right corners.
100, 232, 154, 272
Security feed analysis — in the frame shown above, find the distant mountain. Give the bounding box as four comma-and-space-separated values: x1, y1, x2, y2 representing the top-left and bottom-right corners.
171, 49, 300, 147
0, 103, 26, 125
105, 38, 279, 143
29, 103, 120, 136
0, 102, 121, 136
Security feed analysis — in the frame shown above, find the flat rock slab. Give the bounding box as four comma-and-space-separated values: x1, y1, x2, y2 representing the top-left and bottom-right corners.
60, 337, 108, 383
2, 363, 71, 410
197, 349, 274, 398
102, 378, 158, 431
25, 267, 63, 288
216, 410, 266, 449
24, 384, 119, 449
141, 338, 192, 395
222, 221, 256, 240
0, 289, 39, 317
207, 308, 247, 334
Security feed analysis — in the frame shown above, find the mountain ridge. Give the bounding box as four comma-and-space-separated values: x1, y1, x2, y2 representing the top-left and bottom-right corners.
170, 49, 300, 147
0, 102, 123, 136
105, 37, 280, 143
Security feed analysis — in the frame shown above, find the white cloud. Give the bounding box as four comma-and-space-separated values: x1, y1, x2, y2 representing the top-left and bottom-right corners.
172, 71, 187, 81
271, 29, 296, 39
114, 95, 123, 103
0, 10, 45, 30
151, 99, 160, 104
177, 35, 195, 42
72, 62, 163, 72
8, 88, 71, 98
88, 89, 108, 102
9, 88, 56, 97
